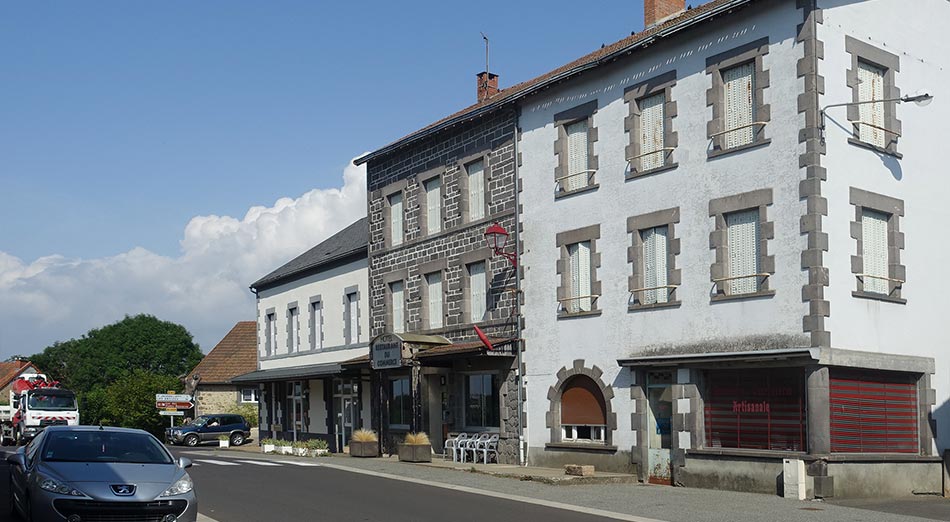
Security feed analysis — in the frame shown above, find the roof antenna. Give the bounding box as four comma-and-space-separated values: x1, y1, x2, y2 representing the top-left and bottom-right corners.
480, 32, 490, 82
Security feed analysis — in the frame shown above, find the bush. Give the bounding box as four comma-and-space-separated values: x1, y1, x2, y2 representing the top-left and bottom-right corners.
228, 403, 259, 428
304, 439, 329, 451
260, 439, 278, 446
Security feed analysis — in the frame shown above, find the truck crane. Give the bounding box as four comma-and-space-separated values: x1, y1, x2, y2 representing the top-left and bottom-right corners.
0, 373, 80, 445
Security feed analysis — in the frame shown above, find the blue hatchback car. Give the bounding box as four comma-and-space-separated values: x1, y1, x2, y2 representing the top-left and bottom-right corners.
165, 414, 251, 447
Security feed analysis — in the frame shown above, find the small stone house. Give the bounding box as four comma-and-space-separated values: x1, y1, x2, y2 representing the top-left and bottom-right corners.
185, 321, 258, 417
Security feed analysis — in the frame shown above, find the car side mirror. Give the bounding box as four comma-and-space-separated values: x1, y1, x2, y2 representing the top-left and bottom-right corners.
6, 453, 26, 469
178, 457, 192, 469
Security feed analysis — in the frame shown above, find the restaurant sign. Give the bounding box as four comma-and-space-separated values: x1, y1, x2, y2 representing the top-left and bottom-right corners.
371, 334, 404, 370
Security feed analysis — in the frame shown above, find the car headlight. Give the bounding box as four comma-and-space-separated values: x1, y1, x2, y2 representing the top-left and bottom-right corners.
160, 475, 193, 497
38, 475, 85, 496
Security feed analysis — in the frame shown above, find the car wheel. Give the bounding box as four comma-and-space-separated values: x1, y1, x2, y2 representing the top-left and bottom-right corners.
184, 434, 199, 447
230, 432, 245, 446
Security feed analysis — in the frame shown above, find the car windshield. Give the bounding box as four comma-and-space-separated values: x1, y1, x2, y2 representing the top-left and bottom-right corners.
28, 393, 77, 411
43, 431, 174, 464
191, 416, 211, 427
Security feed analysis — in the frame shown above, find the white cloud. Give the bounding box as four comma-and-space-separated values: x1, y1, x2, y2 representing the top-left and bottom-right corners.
0, 159, 367, 360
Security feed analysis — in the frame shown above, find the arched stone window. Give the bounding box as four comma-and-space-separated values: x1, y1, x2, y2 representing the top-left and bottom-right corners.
546, 359, 617, 446
561, 376, 607, 442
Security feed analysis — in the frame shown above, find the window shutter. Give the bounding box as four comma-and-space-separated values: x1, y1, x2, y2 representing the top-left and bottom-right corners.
642, 226, 669, 304
726, 209, 760, 295
347, 293, 359, 343
861, 209, 889, 294
857, 61, 886, 148
425, 178, 441, 234
427, 272, 443, 329
561, 377, 607, 426
469, 262, 487, 322
390, 193, 403, 246
391, 281, 404, 333
566, 120, 589, 191
468, 160, 485, 221
569, 241, 592, 312
639, 93, 665, 171
723, 62, 755, 148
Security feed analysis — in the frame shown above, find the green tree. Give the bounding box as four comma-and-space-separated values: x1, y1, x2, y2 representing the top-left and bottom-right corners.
100, 369, 181, 437
31, 314, 203, 393
29, 314, 204, 428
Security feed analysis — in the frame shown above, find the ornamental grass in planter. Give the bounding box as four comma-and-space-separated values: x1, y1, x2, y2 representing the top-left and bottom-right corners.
349, 429, 379, 458
398, 432, 432, 463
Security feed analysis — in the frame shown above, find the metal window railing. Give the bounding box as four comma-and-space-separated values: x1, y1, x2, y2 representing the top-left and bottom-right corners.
856, 273, 905, 284
854, 120, 902, 137
709, 121, 768, 139
554, 169, 597, 185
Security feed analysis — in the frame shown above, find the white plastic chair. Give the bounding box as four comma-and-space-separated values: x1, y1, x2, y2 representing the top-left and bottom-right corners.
443, 433, 469, 461
461, 433, 491, 463
478, 434, 499, 464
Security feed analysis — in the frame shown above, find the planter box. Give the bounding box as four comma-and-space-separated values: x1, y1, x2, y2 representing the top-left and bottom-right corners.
397, 443, 432, 463
279, 445, 293, 455
262, 444, 276, 454
309, 449, 330, 457
349, 440, 379, 458
218, 440, 229, 448
293, 447, 308, 457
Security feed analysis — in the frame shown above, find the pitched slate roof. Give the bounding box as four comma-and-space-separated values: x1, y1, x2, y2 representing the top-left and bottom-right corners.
185, 321, 258, 385
0, 360, 40, 388
355, 0, 754, 165
250, 217, 368, 291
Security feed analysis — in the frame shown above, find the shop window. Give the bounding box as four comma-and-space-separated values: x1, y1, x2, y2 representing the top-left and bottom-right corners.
704, 368, 805, 451
465, 373, 499, 429
389, 377, 411, 428
241, 388, 259, 403
830, 370, 918, 453
560, 376, 607, 444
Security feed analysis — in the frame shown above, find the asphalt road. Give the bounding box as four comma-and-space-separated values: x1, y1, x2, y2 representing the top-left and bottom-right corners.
170, 446, 618, 522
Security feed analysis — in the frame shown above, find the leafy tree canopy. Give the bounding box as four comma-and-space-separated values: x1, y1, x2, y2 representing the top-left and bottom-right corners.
98, 369, 183, 437
30, 314, 203, 393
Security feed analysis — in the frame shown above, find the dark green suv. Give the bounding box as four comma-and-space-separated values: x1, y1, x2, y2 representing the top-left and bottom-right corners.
166, 414, 251, 447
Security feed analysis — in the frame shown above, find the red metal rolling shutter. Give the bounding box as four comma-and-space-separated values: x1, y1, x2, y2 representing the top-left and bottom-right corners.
704, 369, 805, 451
830, 370, 918, 453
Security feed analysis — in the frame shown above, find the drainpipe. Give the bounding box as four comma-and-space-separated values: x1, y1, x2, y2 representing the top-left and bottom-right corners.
512, 110, 526, 466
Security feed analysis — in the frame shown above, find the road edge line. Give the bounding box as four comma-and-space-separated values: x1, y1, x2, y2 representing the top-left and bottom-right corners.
315, 461, 667, 522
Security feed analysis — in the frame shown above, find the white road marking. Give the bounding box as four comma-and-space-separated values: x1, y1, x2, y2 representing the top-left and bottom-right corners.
274, 460, 321, 467
235, 459, 282, 466
314, 462, 668, 522
194, 459, 240, 466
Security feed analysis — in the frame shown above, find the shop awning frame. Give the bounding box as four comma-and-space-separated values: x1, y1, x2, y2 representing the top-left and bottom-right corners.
231, 362, 343, 383
617, 348, 820, 367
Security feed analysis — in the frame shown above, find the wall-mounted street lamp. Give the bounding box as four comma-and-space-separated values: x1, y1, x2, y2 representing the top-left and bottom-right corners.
484, 222, 517, 268
820, 90, 933, 141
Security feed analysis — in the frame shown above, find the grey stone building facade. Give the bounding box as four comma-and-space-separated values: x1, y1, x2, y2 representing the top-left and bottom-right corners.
356, 102, 523, 463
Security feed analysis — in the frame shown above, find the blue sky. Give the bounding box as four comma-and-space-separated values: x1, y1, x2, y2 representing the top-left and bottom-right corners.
0, 1, 671, 357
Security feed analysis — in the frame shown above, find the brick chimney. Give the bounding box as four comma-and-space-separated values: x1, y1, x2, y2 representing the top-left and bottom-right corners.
477, 71, 499, 102
644, 0, 685, 28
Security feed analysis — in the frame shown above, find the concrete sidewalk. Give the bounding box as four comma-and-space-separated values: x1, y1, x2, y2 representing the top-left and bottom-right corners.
204, 446, 949, 522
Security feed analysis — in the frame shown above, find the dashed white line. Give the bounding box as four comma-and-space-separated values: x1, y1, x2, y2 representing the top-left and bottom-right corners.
234, 459, 282, 466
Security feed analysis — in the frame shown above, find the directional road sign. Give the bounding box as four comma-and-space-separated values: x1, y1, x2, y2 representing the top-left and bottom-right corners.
156, 393, 191, 402
160, 411, 185, 416
155, 401, 195, 410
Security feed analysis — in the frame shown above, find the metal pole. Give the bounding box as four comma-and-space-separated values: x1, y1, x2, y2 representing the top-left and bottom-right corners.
512, 111, 526, 466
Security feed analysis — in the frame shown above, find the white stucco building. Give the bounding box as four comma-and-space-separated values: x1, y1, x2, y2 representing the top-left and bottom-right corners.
235, 218, 372, 452
508, 0, 946, 498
